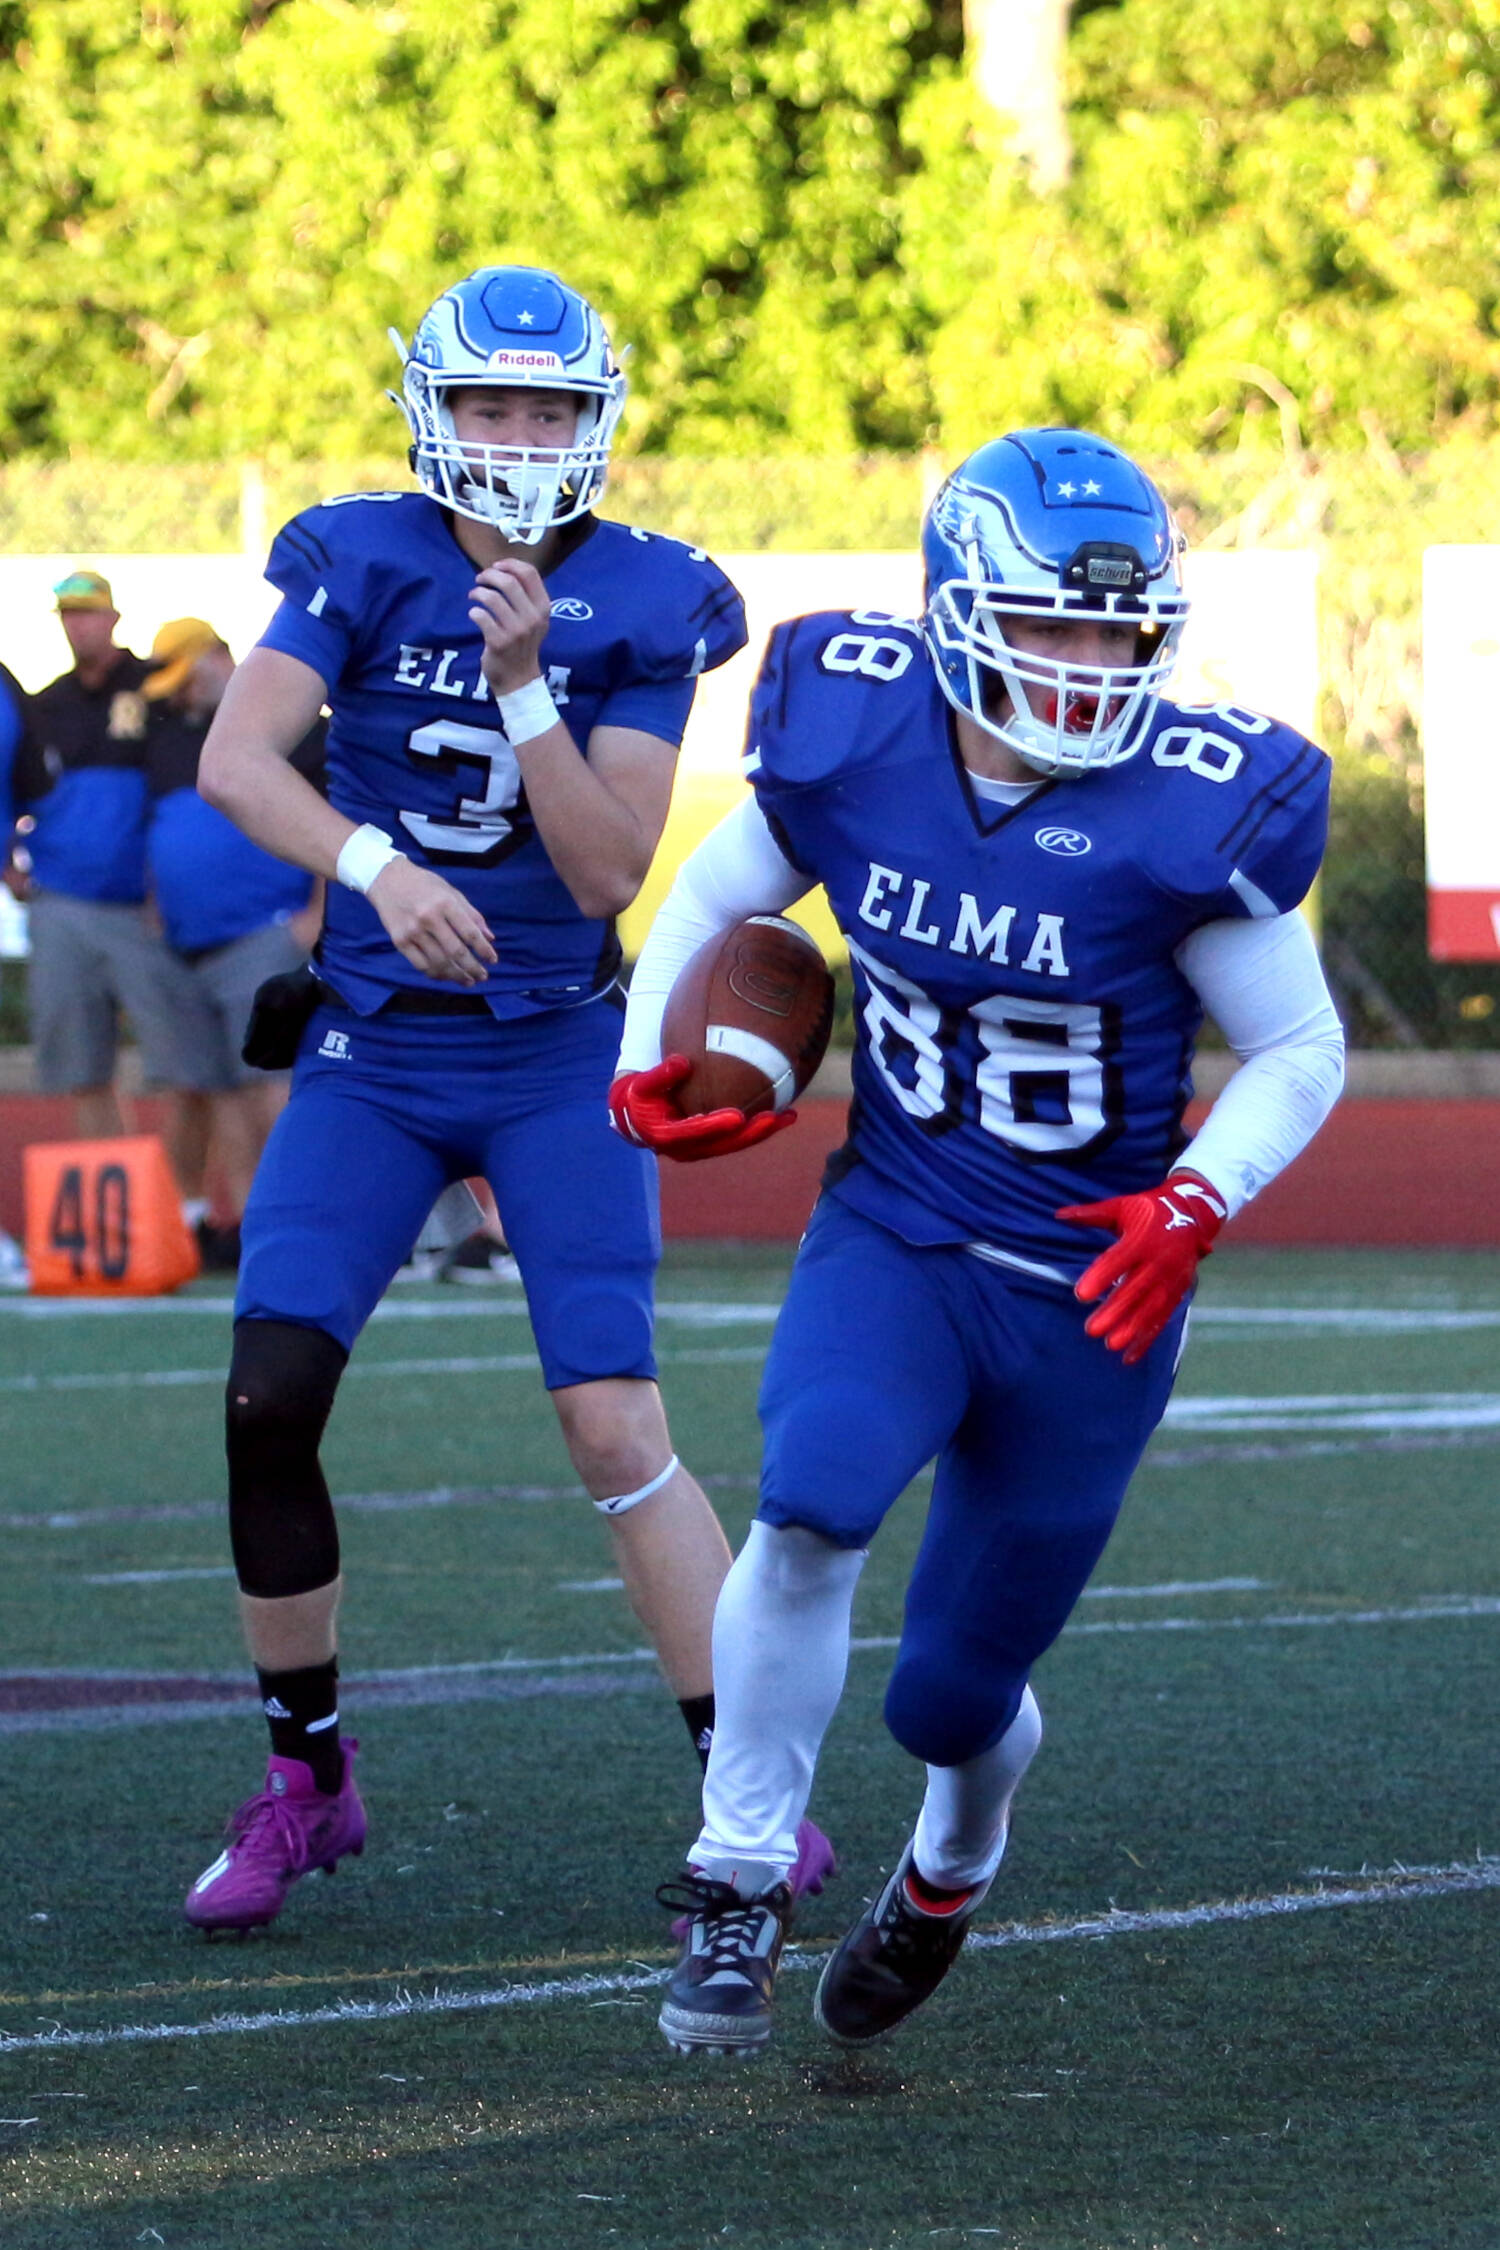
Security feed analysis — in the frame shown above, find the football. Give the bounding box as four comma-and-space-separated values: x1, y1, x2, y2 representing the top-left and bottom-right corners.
660, 915, 835, 1119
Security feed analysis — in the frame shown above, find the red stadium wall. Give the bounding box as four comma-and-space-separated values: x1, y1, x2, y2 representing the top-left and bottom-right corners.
3, 1062, 1500, 1250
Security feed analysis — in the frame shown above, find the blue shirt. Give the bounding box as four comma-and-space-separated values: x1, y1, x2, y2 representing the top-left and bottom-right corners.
258, 494, 747, 1017
747, 610, 1331, 1280
144, 707, 322, 956
0, 662, 25, 841
20, 655, 155, 903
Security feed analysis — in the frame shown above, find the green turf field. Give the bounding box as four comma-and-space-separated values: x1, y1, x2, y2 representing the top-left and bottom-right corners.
1, 1244, 1497, 2249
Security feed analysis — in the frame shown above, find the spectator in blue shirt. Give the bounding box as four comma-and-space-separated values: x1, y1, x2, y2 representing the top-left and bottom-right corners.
0, 655, 32, 1286
12, 573, 224, 1195
143, 618, 325, 1266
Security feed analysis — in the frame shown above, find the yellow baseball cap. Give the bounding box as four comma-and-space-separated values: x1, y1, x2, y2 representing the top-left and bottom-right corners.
144, 617, 229, 700
53, 569, 115, 612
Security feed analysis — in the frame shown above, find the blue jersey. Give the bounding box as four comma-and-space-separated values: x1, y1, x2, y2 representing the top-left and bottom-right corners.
748, 611, 1331, 1281
259, 493, 746, 1016
145, 708, 321, 956
20, 656, 155, 903
0, 662, 24, 838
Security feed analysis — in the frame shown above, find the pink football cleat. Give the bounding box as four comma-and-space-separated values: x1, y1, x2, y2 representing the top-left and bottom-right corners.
791, 1818, 838, 1900
184, 1742, 365, 1934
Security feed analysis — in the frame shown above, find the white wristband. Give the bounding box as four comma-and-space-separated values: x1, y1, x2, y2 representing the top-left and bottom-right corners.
336, 823, 403, 894
497, 676, 560, 746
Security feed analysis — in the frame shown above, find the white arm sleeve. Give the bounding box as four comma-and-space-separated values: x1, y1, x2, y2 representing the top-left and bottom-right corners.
1175, 911, 1346, 1219
617, 794, 814, 1074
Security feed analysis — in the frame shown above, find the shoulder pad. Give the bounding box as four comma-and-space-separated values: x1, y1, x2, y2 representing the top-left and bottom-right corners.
591, 522, 747, 679
746, 611, 927, 790
1137, 701, 1331, 914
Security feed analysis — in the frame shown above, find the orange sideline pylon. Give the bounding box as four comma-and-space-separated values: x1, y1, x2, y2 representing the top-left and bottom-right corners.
23, 1135, 201, 1297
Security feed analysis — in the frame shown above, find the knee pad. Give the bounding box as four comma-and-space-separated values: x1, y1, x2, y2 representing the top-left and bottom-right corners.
226, 1319, 347, 1600
884, 1662, 1029, 1770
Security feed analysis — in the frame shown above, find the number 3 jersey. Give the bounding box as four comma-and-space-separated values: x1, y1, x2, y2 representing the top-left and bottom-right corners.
747, 611, 1332, 1283
258, 492, 747, 1016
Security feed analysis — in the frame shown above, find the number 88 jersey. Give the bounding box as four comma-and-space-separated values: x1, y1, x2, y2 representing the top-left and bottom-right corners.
746, 610, 1331, 1281
258, 491, 746, 1017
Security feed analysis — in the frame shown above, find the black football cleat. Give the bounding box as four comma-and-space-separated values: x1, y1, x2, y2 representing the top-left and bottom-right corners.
656, 1871, 792, 2056
813, 1843, 981, 2045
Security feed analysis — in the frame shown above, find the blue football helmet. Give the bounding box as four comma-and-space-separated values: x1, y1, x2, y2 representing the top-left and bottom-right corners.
922, 430, 1189, 778
392, 267, 627, 543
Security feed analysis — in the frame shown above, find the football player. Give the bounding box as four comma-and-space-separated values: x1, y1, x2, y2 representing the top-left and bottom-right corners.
184, 266, 835, 1932
612, 429, 1346, 2054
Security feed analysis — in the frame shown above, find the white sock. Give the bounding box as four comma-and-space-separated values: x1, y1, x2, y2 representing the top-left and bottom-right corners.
911, 1686, 1044, 1895
694, 1520, 866, 1892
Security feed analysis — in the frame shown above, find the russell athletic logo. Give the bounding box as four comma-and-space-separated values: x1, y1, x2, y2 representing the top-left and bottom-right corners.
1034, 826, 1092, 857
317, 1028, 351, 1061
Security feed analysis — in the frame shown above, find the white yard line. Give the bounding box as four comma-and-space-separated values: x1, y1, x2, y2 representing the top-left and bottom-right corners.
7, 1359, 1500, 1444
0, 1295, 786, 1325
2, 1595, 1495, 1737
0, 1345, 770, 1394
0, 1858, 1492, 2058
82, 1568, 235, 1586
5, 1295, 1500, 1332
1191, 1307, 1500, 1331
1158, 1394, 1500, 1434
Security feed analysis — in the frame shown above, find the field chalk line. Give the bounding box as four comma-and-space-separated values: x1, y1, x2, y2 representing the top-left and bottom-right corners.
0, 1859, 1494, 2058
5, 1296, 1500, 1333
6, 1350, 1500, 1441
2, 1593, 1498, 1736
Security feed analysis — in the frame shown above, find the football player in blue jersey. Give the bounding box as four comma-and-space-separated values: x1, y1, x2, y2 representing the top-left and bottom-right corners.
182, 265, 835, 1933
612, 428, 1346, 2054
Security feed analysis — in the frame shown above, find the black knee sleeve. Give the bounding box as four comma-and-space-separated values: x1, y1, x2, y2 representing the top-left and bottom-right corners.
226, 1319, 347, 1600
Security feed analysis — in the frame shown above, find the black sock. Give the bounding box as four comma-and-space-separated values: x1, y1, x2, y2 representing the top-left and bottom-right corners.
679, 1692, 716, 1774
255, 1660, 344, 1792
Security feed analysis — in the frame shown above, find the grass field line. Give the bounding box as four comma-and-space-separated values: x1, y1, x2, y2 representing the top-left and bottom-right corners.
3, 1597, 1496, 1737
8, 1410, 1500, 1536
7, 1295, 1500, 1332
6, 1347, 1500, 1440
0, 1345, 771, 1393
0, 1296, 776, 1326
0, 1858, 1493, 2059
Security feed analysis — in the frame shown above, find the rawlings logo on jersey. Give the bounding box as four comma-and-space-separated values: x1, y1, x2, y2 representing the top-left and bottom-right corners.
549, 598, 594, 621
1034, 827, 1092, 857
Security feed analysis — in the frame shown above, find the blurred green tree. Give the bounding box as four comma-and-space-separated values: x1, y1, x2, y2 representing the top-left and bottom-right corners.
3, 0, 1497, 460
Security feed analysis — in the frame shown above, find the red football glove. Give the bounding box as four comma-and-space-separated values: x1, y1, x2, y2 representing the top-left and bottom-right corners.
1056, 1169, 1228, 1364
608, 1054, 797, 1165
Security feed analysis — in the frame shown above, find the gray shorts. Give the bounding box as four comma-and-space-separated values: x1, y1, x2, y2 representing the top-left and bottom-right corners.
179, 920, 308, 1090
26, 889, 223, 1094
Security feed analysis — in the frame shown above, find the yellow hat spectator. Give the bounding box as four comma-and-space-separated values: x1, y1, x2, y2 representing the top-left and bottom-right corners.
144, 617, 229, 701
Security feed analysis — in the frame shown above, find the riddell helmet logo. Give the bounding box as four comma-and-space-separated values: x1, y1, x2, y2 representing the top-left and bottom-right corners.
1035, 826, 1092, 856
485, 348, 566, 373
